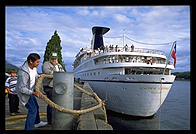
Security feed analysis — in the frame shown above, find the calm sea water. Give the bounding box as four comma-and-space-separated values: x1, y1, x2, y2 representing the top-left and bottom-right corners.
107, 80, 190, 130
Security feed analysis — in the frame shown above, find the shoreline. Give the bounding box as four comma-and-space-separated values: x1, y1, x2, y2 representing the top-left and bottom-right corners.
175, 79, 190, 81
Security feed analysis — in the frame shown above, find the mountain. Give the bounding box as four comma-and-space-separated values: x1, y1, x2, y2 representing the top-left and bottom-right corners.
5, 61, 19, 73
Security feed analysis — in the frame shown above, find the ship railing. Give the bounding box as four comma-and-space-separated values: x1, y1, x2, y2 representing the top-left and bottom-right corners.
77, 46, 167, 64
84, 47, 165, 59
94, 55, 173, 65
77, 46, 165, 59
103, 46, 165, 55
74, 48, 173, 69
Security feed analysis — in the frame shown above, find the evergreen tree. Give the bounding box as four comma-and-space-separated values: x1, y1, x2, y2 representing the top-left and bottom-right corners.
43, 30, 66, 71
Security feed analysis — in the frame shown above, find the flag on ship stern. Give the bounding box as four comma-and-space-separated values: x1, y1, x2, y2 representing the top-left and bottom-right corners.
171, 42, 176, 67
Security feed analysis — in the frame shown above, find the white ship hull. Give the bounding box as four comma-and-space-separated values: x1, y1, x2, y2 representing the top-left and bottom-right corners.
84, 74, 175, 117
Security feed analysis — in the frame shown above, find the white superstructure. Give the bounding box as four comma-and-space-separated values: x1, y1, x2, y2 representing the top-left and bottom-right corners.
73, 26, 176, 117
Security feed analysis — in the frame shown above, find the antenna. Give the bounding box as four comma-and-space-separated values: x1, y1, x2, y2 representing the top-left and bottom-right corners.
123, 29, 125, 46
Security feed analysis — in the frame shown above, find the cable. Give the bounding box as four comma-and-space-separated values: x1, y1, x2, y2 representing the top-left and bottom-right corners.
103, 34, 173, 46
125, 35, 172, 46
103, 36, 123, 39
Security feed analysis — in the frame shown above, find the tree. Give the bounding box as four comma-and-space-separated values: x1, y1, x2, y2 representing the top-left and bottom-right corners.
43, 30, 66, 71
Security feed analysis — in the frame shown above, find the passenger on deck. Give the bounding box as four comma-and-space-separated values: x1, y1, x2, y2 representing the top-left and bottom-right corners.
115, 45, 118, 52
131, 44, 134, 52
100, 45, 104, 51
111, 45, 114, 52
125, 44, 128, 52
109, 45, 112, 51
105, 45, 108, 52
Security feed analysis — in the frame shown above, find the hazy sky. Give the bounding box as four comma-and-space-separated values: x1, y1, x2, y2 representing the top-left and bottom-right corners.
5, 6, 190, 72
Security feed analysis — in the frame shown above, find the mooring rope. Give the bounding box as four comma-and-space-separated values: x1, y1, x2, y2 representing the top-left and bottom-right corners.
159, 77, 163, 130
35, 74, 108, 123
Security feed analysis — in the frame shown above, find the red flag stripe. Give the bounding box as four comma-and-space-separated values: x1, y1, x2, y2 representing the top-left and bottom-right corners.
171, 45, 176, 67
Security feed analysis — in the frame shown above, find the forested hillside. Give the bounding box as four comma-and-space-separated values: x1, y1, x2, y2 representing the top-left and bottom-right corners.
172, 72, 190, 80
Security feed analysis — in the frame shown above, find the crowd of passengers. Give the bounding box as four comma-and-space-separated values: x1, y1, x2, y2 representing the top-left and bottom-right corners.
79, 44, 135, 53
102, 44, 134, 52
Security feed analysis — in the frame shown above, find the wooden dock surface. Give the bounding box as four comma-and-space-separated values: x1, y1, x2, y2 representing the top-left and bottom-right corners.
5, 82, 112, 130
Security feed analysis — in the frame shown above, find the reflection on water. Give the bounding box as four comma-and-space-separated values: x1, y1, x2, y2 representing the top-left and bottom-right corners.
107, 109, 161, 130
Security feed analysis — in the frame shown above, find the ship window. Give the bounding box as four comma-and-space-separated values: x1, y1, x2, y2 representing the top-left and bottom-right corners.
98, 72, 100, 75
94, 72, 96, 75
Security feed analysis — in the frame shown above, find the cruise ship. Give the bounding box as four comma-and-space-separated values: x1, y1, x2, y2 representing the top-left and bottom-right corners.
73, 26, 176, 117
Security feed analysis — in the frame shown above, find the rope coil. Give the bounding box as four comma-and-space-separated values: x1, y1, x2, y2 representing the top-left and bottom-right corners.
35, 74, 107, 123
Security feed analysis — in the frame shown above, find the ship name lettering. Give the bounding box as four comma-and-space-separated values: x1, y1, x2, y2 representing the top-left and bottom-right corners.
139, 87, 169, 90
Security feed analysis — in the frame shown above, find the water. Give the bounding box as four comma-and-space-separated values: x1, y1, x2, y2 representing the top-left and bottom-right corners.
107, 80, 190, 130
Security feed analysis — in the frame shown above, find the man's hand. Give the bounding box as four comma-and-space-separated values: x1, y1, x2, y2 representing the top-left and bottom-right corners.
32, 91, 40, 98
7, 88, 12, 94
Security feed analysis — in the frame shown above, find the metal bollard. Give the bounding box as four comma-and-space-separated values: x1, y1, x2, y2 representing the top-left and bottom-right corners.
52, 72, 74, 130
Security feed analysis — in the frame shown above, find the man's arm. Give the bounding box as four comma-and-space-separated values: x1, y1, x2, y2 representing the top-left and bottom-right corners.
18, 72, 40, 98
42, 62, 55, 74
5, 78, 12, 94
5, 77, 10, 89
57, 64, 65, 72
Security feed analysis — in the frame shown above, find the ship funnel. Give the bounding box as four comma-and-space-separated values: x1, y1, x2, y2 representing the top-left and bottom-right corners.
91, 26, 110, 50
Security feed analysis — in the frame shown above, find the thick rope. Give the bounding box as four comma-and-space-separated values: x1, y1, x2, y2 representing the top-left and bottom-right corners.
35, 74, 107, 123
159, 78, 163, 130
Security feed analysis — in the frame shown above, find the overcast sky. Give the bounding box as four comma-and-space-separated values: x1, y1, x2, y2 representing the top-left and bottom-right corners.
5, 6, 190, 73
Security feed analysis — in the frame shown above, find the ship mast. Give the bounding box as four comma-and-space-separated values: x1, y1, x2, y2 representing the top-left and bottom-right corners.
123, 29, 125, 46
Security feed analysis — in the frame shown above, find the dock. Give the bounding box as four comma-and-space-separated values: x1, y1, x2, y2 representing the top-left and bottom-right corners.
5, 82, 113, 130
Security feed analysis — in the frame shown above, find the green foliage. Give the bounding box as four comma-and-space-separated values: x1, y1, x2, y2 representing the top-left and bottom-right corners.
43, 30, 66, 71
172, 71, 190, 80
